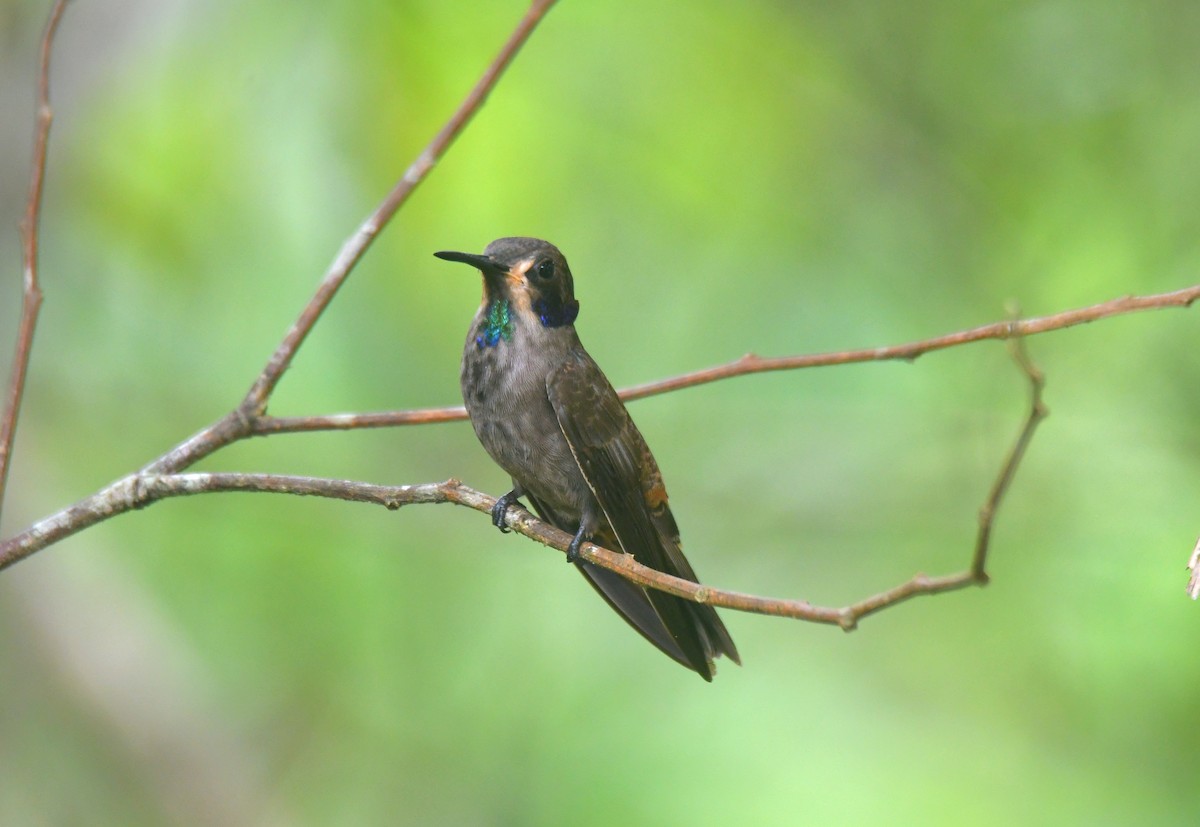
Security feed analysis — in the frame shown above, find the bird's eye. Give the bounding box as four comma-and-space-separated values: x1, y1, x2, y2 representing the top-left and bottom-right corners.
534, 259, 555, 281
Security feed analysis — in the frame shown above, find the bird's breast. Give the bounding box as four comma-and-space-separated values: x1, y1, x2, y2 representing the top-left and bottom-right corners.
460, 329, 591, 518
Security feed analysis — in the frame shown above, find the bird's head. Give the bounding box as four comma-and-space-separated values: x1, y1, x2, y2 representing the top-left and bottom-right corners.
435, 237, 580, 329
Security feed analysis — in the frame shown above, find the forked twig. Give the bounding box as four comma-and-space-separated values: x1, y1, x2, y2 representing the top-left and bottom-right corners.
822, 333, 1047, 628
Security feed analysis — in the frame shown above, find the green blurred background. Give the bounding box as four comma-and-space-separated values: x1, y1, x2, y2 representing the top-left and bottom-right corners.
2, 0, 1198, 823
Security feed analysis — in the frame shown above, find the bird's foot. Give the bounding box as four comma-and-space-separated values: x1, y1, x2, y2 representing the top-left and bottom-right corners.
566, 528, 589, 564
491, 490, 523, 533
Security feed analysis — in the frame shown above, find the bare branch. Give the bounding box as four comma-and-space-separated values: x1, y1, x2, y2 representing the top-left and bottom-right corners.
0, 472, 445, 571
236, 283, 1196, 436
618, 287, 1193, 401
970, 332, 1047, 580
0, 0, 69, 526
816, 333, 1049, 628
251, 406, 469, 435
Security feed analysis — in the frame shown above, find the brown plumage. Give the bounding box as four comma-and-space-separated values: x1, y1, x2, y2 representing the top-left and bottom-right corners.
437, 237, 739, 680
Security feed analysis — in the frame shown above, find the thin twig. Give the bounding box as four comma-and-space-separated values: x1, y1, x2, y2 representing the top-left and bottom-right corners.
238, 283, 1196, 435
619, 288, 1191, 400
819, 333, 1049, 628
0, 473, 466, 571
252, 407, 468, 435
970, 332, 1047, 580
0, 0, 69, 527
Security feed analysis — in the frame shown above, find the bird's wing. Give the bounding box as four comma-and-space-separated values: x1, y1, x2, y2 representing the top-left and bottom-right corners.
546, 353, 739, 677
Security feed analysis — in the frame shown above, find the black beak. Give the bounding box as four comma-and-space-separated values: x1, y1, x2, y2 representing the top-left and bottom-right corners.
434, 250, 500, 273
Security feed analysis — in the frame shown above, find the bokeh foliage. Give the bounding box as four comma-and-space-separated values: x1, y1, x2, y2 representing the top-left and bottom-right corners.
1, 0, 1198, 823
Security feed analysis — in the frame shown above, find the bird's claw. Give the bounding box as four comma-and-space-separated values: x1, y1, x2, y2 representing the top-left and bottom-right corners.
491, 491, 521, 533
566, 531, 586, 564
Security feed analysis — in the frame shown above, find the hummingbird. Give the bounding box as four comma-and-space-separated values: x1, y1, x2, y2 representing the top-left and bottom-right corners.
436, 237, 739, 681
